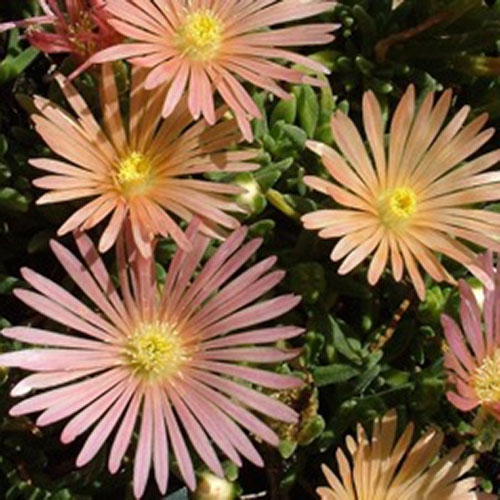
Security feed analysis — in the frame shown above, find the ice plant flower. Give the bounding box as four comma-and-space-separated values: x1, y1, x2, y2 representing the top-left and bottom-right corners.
30, 63, 258, 257
84, 0, 338, 141
0, 0, 122, 63
302, 85, 500, 299
317, 409, 491, 499
0, 220, 303, 498
442, 252, 500, 419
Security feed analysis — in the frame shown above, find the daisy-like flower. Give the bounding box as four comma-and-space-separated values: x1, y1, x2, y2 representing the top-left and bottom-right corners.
31, 63, 258, 257
83, 0, 338, 141
302, 85, 500, 299
0, 220, 303, 498
0, 0, 122, 63
317, 409, 491, 499
442, 252, 500, 419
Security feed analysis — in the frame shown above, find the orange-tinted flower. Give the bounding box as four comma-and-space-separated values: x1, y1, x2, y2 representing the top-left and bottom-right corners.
0, 221, 303, 498
0, 0, 122, 63
302, 86, 500, 299
317, 409, 492, 499
31, 64, 258, 257
442, 252, 500, 419
85, 0, 338, 141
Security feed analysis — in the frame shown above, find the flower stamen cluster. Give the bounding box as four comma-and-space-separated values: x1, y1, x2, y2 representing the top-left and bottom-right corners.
176, 9, 223, 61
379, 186, 417, 229
473, 350, 500, 404
123, 321, 187, 380
116, 151, 151, 195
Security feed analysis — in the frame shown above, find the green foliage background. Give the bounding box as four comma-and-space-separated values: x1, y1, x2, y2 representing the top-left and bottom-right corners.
1, 0, 500, 498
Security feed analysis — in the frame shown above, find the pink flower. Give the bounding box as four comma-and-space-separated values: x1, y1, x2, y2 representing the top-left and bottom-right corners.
0, 0, 122, 63
442, 252, 500, 419
0, 221, 303, 498
30, 64, 258, 258
85, 0, 338, 141
302, 86, 500, 299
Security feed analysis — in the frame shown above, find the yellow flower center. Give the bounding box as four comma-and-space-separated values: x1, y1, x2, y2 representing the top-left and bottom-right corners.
176, 9, 223, 61
116, 151, 151, 196
473, 350, 500, 403
389, 187, 417, 218
379, 187, 417, 229
123, 322, 187, 380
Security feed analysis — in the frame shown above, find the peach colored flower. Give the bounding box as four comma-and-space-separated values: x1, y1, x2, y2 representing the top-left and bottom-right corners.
0, 0, 122, 63
317, 409, 492, 499
31, 63, 258, 257
84, 0, 338, 141
442, 252, 500, 419
302, 86, 500, 299
0, 220, 303, 498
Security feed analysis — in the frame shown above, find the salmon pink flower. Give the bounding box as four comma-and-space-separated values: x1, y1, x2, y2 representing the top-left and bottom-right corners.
317, 409, 491, 499
85, 0, 338, 141
0, 221, 303, 498
30, 63, 258, 257
442, 252, 500, 420
0, 0, 122, 63
302, 86, 500, 299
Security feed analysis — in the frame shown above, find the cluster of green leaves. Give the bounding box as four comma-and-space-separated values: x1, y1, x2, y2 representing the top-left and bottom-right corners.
2, 1, 500, 499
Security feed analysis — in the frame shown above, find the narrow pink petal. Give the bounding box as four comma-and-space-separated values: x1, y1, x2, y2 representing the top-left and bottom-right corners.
168, 386, 224, 478
10, 369, 97, 397
151, 386, 169, 494
441, 315, 476, 372
133, 391, 154, 499
77, 380, 138, 467
188, 369, 298, 423
0, 349, 115, 372
199, 294, 301, 340
446, 391, 480, 412
109, 388, 143, 473
458, 280, 486, 362
61, 377, 129, 443
175, 383, 242, 466
202, 326, 303, 350
180, 377, 263, 467
200, 346, 300, 363
36, 369, 126, 426
161, 391, 196, 490
8, 368, 118, 417
192, 270, 286, 330
184, 371, 281, 445
2, 326, 113, 351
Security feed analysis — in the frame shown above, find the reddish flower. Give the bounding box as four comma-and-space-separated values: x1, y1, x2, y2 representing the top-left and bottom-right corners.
0, 221, 303, 497
442, 252, 500, 420
0, 0, 122, 63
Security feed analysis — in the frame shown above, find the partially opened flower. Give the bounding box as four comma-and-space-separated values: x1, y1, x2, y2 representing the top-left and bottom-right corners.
442, 252, 500, 420
0, 0, 122, 63
31, 63, 258, 257
317, 409, 491, 499
84, 0, 338, 141
302, 86, 500, 299
0, 220, 303, 498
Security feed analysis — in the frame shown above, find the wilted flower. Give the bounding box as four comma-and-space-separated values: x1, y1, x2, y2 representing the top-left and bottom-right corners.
84, 0, 338, 141
303, 86, 500, 299
0, 0, 122, 63
0, 220, 303, 498
317, 409, 491, 499
442, 252, 500, 420
31, 63, 257, 257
